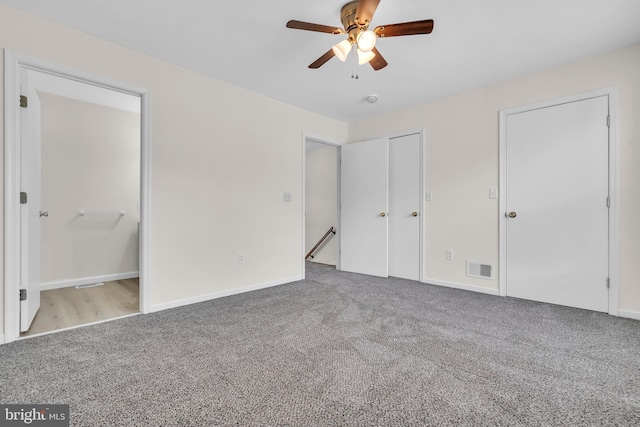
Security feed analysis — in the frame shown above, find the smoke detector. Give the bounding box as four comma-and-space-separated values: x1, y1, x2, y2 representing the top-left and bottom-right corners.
366, 94, 379, 104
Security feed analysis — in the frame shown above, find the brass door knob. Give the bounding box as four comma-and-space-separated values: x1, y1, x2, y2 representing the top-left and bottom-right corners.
508, 211, 517, 218
411, 212, 418, 217
380, 212, 387, 217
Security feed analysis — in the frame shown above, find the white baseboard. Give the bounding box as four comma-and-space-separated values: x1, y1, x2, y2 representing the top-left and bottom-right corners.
149, 275, 303, 313
308, 259, 337, 266
40, 272, 139, 291
618, 309, 640, 321
422, 277, 500, 296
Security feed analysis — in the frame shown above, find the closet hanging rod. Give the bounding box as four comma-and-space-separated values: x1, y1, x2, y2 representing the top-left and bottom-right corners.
78, 210, 126, 216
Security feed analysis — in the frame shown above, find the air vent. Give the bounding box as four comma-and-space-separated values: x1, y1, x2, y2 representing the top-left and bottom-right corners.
467, 261, 493, 280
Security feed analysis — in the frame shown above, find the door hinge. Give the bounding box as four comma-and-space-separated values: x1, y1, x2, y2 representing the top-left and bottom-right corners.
606, 278, 610, 289
20, 192, 28, 204
20, 95, 28, 108
606, 196, 610, 208
607, 115, 610, 127
19, 289, 27, 301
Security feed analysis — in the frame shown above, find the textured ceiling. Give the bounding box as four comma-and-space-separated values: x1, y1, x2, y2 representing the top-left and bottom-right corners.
2, 0, 640, 122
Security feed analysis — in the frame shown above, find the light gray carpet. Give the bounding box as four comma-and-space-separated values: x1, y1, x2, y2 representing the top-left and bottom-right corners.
1, 262, 639, 426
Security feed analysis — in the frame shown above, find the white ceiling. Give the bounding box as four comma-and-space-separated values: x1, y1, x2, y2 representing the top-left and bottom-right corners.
3, 0, 640, 122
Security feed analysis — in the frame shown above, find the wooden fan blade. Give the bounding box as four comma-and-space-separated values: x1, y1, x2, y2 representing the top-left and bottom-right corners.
286, 20, 345, 35
369, 47, 388, 70
374, 20, 434, 38
355, 0, 381, 25
309, 49, 336, 69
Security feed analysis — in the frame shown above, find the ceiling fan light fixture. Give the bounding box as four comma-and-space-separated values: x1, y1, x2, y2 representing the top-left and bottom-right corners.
287, 2, 434, 71
357, 48, 376, 65
332, 39, 352, 62
356, 30, 377, 52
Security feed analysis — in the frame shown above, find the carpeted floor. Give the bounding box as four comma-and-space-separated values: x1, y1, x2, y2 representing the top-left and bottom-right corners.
1, 262, 638, 426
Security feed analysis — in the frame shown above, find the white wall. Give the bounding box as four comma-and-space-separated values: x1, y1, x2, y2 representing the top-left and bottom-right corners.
305, 143, 338, 265
39, 92, 140, 287
0, 4, 348, 333
349, 43, 640, 315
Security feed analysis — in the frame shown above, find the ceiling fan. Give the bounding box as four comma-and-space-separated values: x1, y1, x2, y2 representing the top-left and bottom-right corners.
286, 0, 434, 71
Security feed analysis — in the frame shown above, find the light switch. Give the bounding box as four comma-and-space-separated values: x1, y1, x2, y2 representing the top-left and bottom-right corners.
489, 188, 498, 199
425, 191, 433, 201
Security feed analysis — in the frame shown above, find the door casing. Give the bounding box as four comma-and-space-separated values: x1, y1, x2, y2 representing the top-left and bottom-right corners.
3, 49, 152, 344
498, 87, 619, 315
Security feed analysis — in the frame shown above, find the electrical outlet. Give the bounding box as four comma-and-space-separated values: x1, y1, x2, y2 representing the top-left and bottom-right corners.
283, 192, 292, 202
446, 249, 454, 261
237, 252, 245, 264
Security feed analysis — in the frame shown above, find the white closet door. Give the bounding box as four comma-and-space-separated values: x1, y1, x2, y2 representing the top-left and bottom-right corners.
20, 70, 42, 332
340, 138, 389, 277
505, 96, 609, 312
388, 134, 421, 280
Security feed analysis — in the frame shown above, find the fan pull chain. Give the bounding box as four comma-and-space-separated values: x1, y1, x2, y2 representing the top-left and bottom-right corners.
351, 44, 359, 79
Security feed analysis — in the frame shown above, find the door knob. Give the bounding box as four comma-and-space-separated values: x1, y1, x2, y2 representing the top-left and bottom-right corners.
507, 211, 517, 218
380, 212, 387, 217
411, 212, 418, 217
40, 211, 49, 218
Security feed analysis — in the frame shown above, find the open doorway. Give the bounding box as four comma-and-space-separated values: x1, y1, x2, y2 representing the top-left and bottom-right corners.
304, 138, 339, 269
21, 79, 141, 337
4, 51, 150, 343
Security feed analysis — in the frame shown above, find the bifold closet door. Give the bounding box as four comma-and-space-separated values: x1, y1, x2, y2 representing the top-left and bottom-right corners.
340, 138, 389, 277
388, 133, 421, 281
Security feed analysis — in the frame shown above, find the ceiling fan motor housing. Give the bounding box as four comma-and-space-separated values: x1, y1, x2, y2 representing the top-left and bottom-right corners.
341, 1, 368, 43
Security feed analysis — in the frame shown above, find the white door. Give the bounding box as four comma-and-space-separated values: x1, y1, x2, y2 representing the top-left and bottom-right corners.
340, 138, 389, 277
388, 134, 421, 280
505, 96, 609, 312
20, 70, 42, 331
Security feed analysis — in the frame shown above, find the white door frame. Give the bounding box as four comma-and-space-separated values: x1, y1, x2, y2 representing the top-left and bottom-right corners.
498, 87, 619, 315
3, 49, 152, 344
301, 134, 342, 279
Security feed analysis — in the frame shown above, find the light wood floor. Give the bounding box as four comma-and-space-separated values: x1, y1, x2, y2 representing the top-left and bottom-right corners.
21, 278, 139, 337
